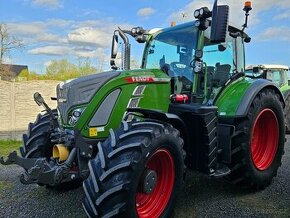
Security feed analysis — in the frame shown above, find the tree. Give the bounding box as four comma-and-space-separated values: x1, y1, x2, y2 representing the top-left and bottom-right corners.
77, 58, 97, 75
46, 59, 78, 80
45, 58, 98, 80
0, 23, 24, 64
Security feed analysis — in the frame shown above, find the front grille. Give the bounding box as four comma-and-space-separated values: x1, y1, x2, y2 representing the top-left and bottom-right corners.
56, 71, 121, 125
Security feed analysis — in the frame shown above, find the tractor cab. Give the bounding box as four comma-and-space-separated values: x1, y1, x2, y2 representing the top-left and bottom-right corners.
110, 1, 251, 105
142, 23, 246, 103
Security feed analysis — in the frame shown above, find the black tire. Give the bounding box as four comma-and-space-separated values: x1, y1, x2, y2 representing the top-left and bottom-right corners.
226, 89, 285, 189
284, 95, 290, 134
20, 110, 58, 158
20, 110, 82, 189
83, 120, 185, 218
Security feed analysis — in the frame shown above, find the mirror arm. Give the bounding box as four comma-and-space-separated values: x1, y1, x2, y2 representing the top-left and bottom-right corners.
118, 27, 129, 45
118, 27, 131, 70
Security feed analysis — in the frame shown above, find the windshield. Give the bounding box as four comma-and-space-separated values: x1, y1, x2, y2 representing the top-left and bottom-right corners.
144, 25, 198, 82
143, 23, 244, 98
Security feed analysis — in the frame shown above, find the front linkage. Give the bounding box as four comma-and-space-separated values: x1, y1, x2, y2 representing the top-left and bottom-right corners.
0, 93, 93, 187
1, 149, 76, 186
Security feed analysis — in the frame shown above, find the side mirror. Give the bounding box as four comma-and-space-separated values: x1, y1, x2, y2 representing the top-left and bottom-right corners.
111, 34, 119, 59
210, 1, 229, 43
34, 92, 44, 106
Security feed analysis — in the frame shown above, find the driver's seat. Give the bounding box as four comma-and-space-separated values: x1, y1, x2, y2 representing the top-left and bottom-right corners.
212, 63, 231, 87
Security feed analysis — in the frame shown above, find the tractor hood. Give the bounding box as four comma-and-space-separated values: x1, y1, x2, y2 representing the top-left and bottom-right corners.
56, 71, 121, 124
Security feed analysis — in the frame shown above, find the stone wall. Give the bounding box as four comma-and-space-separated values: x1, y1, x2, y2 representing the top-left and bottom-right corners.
0, 80, 60, 140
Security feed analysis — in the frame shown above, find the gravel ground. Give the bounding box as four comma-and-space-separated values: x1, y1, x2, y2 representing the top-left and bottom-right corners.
0, 137, 290, 218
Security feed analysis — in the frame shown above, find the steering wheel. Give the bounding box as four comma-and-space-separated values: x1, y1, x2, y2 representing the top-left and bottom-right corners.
169, 62, 184, 77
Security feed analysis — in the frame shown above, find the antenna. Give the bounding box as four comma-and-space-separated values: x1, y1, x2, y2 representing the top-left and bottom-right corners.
181, 12, 187, 23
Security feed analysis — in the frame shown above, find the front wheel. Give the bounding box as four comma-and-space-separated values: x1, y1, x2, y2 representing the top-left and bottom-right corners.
20, 110, 82, 189
83, 120, 185, 217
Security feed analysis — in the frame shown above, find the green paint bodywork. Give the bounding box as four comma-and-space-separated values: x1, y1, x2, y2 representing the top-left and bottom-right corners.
214, 77, 253, 117
278, 82, 290, 98
71, 69, 171, 139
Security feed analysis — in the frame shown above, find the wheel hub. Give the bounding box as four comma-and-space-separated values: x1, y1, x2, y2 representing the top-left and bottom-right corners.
136, 149, 175, 218
142, 169, 157, 194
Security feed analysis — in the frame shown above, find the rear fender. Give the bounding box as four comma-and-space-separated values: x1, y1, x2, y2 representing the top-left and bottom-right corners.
236, 80, 285, 117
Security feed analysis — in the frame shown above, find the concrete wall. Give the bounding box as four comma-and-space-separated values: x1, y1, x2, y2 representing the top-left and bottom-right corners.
0, 80, 60, 140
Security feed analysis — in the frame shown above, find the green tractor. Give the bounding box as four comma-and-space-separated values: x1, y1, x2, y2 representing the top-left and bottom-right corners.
246, 64, 290, 132
1, 1, 287, 217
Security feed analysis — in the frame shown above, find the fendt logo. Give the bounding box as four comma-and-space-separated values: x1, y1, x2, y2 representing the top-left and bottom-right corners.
125, 76, 171, 83
125, 76, 154, 83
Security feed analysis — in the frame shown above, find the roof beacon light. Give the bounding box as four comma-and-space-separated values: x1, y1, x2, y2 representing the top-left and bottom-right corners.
244, 1, 252, 13
242, 1, 252, 31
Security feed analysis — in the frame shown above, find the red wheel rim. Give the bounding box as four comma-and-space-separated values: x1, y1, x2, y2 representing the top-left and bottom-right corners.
251, 109, 279, 171
136, 149, 175, 218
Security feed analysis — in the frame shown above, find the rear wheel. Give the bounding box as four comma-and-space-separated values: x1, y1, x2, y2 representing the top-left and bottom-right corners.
284, 95, 290, 134
83, 120, 185, 217
226, 89, 285, 189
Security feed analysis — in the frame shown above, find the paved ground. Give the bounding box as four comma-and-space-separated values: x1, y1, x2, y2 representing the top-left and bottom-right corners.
1, 137, 290, 218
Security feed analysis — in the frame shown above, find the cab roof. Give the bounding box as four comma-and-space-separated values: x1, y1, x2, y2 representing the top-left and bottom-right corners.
247, 65, 289, 70
149, 21, 249, 39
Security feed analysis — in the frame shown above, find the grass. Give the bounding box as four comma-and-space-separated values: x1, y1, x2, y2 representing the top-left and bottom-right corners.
0, 140, 22, 157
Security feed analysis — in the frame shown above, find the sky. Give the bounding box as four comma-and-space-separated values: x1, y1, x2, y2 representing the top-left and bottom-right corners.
0, 0, 290, 73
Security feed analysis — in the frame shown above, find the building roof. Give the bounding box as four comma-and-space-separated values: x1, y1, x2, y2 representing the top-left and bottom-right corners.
0, 64, 28, 77
246, 64, 289, 70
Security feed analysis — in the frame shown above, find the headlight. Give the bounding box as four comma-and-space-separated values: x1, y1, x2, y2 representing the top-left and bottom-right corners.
68, 107, 85, 126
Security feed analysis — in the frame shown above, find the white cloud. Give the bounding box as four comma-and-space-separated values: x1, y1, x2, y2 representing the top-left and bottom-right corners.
35, 34, 66, 43
255, 26, 290, 42
73, 47, 108, 59
274, 10, 290, 20
7, 18, 134, 71
6, 22, 67, 44
137, 7, 156, 17
31, 0, 62, 9
29, 45, 109, 59
168, 0, 211, 24
29, 46, 72, 56
168, 0, 290, 27
7, 22, 46, 36
46, 19, 72, 27
68, 27, 111, 47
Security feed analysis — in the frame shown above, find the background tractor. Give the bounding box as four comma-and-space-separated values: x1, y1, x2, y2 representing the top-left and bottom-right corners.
246, 64, 290, 132
0, 1, 287, 217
